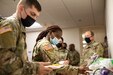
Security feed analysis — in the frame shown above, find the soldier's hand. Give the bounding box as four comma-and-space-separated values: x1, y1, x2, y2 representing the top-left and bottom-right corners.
38, 62, 53, 75
78, 65, 87, 74
64, 60, 69, 65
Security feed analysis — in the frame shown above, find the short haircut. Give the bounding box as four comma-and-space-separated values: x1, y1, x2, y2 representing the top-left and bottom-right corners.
85, 30, 94, 36
19, 0, 41, 12
63, 43, 67, 47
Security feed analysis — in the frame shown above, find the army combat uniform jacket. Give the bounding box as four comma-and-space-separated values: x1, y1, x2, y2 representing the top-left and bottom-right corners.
32, 37, 79, 75
0, 15, 39, 75
67, 50, 80, 66
80, 41, 104, 66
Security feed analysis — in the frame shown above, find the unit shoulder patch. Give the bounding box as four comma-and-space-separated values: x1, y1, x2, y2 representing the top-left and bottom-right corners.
43, 44, 53, 51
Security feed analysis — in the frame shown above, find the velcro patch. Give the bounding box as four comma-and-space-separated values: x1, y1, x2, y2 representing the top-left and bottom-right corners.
0, 25, 12, 34
43, 44, 53, 51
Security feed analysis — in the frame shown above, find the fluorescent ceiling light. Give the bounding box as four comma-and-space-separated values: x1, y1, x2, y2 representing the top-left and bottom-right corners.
26, 22, 43, 29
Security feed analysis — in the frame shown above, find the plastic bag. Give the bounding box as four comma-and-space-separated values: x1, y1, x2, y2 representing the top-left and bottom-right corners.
89, 57, 113, 72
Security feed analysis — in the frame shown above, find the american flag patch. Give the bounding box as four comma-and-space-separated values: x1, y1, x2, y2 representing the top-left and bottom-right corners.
0, 25, 12, 34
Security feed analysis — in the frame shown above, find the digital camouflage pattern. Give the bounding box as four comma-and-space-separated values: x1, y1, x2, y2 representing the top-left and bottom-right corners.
80, 41, 104, 66
32, 37, 79, 75
0, 15, 39, 75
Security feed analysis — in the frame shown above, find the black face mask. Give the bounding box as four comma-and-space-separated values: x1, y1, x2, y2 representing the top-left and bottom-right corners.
21, 8, 36, 27
85, 37, 91, 43
21, 15, 35, 27
56, 43, 62, 48
63, 47, 66, 49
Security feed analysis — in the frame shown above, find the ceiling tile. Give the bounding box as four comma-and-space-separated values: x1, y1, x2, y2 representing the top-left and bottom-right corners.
0, 0, 105, 29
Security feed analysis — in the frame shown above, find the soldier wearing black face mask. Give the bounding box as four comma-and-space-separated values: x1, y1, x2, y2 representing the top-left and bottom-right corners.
0, 0, 53, 75
57, 43, 68, 61
80, 31, 104, 74
21, 8, 35, 27
84, 37, 91, 43
56, 43, 62, 48
56, 37, 64, 49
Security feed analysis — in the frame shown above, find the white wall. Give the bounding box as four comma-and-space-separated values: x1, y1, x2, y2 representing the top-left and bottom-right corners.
26, 32, 41, 61
106, 0, 113, 58
62, 28, 80, 52
94, 29, 106, 42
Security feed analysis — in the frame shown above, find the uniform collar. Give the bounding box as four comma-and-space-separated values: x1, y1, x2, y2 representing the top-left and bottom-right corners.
12, 14, 26, 33
85, 41, 95, 48
87, 41, 95, 45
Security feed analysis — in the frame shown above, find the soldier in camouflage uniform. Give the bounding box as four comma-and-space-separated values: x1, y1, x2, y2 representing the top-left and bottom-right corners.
56, 38, 68, 61
0, 0, 52, 75
58, 43, 68, 61
56, 43, 69, 75
67, 44, 80, 66
32, 25, 86, 75
80, 31, 104, 69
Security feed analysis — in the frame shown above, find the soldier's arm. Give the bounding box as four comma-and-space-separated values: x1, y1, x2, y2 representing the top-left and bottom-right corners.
0, 21, 18, 49
56, 65, 79, 75
56, 65, 87, 75
0, 21, 22, 74
71, 51, 80, 65
80, 48, 86, 65
32, 45, 44, 61
95, 43, 104, 57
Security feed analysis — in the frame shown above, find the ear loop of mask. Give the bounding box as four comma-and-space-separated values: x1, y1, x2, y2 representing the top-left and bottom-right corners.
20, 7, 28, 20
23, 8, 28, 17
